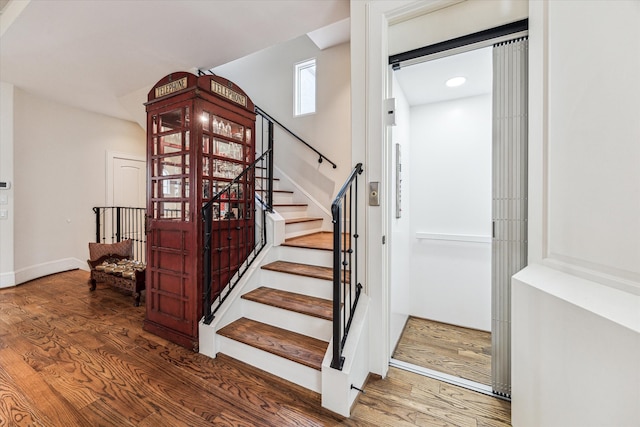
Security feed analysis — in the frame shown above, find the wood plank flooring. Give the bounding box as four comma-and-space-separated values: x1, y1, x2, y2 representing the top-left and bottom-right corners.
392, 316, 492, 385
0, 270, 510, 426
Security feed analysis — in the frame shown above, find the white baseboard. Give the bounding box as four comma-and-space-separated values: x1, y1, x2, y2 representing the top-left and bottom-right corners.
0, 271, 16, 288
14, 258, 88, 285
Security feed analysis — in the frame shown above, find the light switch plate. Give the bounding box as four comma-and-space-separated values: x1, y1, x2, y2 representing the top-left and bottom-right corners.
0, 209, 8, 220
369, 182, 380, 206
0, 194, 7, 205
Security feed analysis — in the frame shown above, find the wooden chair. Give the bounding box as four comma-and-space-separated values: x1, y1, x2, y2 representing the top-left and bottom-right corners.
87, 240, 145, 306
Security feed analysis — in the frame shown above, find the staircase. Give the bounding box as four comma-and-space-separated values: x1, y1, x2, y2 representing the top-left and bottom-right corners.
214, 176, 336, 392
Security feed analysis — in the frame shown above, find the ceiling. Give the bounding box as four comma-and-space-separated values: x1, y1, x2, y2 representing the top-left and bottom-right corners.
394, 46, 493, 106
0, 0, 349, 123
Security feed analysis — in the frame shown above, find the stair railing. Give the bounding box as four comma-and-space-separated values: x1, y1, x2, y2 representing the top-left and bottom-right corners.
255, 105, 337, 169
330, 163, 364, 370
93, 206, 146, 263
198, 70, 335, 170
202, 148, 273, 325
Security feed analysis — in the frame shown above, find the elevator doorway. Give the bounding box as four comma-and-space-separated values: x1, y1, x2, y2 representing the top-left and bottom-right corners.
388, 37, 528, 398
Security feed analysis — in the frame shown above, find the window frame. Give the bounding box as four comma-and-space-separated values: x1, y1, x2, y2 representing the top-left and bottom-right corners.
294, 58, 316, 117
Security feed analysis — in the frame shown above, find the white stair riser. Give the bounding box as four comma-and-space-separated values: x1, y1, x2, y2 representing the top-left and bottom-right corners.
273, 192, 294, 205
274, 205, 309, 219
274, 246, 333, 267
284, 220, 324, 239
216, 335, 322, 392
242, 299, 332, 341
255, 180, 281, 191
260, 270, 333, 300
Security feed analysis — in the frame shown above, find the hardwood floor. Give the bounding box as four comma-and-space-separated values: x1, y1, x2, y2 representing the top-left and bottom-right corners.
392, 317, 492, 386
0, 270, 509, 426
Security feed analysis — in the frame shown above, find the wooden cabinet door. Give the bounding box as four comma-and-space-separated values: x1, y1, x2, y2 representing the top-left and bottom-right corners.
144, 102, 200, 350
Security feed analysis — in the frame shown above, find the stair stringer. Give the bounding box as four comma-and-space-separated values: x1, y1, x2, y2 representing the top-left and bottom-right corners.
274, 166, 333, 236
198, 210, 285, 358
321, 293, 371, 417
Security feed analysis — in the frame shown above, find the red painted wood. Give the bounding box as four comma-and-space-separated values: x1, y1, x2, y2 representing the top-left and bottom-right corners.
144, 73, 256, 350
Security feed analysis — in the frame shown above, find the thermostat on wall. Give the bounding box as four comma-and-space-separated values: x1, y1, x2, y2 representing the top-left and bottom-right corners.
0, 181, 11, 190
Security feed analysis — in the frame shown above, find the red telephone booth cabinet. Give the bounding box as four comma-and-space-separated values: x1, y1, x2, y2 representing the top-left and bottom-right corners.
144, 72, 256, 350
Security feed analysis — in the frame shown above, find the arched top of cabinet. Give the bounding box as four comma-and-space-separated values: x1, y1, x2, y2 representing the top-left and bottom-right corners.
146, 72, 255, 114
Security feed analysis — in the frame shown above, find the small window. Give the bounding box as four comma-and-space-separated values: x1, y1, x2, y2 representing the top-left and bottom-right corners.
294, 59, 316, 116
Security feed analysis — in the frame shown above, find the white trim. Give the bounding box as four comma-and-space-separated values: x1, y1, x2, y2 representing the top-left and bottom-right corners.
274, 166, 332, 218
294, 58, 317, 117
415, 232, 491, 244
385, 0, 465, 25
0, 271, 16, 288
544, 256, 640, 297
105, 150, 146, 206
14, 258, 87, 285
389, 358, 508, 400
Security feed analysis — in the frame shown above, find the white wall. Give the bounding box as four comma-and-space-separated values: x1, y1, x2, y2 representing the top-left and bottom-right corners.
213, 35, 351, 209
13, 89, 145, 283
389, 73, 412, 352
410, 95, 491, 237
0, 82, 15, 287
406, 94, 492, 331
388, 0, 529, 57
512, 1, 640, 425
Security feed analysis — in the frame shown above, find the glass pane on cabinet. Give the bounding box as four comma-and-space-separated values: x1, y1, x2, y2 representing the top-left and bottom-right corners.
159, 133, 182, 154
217, 160, 236, 179
160, 109, 183, 132
183, 202, 190, 221
203, 157, 211, 176
158, 155, 183, 176
215, 139, 243, 161
211, 115, 244, 141
230, 183, 243, 199
161, 202, 181, 219
203, 179, 210, 199
203, 136, 211, 154
185, 130, 190, 150
201, 111, 211, 132
159, 179, 182, 198
217, 140, 231, 157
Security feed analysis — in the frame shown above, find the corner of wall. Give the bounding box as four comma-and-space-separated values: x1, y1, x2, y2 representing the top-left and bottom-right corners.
321, 294, 370, 417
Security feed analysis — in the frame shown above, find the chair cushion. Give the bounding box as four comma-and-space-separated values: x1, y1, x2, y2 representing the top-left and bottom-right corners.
88, 240, 133, 261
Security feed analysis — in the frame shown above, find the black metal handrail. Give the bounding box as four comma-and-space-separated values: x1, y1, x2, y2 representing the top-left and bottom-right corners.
93, 206, 146, 263
197, 69, 335, 170
330, 163, 363, 370
202, 148, 273, 325
255, 105, 337, 169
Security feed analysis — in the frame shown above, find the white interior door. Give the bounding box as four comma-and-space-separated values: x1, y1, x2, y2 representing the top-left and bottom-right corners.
110, 155, 146, 207
103, 152, 147, 260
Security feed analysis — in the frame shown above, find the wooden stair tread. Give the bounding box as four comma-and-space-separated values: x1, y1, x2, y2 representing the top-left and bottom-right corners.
285, 217, 323, 225
283, 231, 351, 252
273, 203, 308, 207
261, 260, 349, 283
257, 189, 294, 194
218, 318, 327, 370
242, 286, 333, 321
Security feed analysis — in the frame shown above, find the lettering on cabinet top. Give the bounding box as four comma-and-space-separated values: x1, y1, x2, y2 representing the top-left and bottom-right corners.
211, 80, 247, 107
155, 77, 188, 98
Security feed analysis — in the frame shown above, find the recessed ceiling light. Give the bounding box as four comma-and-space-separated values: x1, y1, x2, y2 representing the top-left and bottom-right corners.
446, 76, 466, 87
